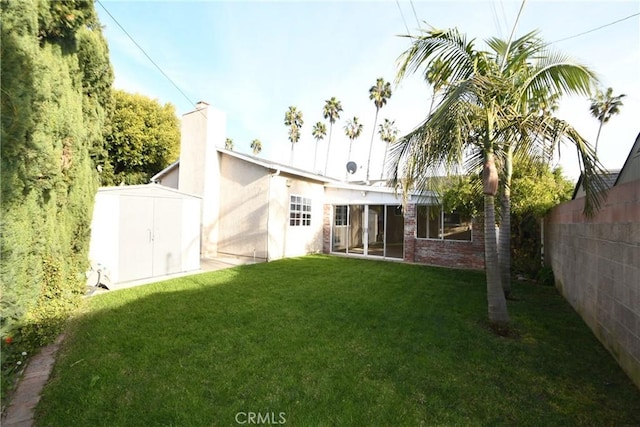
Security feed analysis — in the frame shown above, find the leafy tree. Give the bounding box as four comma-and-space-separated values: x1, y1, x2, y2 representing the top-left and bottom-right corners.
312, 121, 327, 172
323, 97, 343, 175
510, 164, 573, 275
284, 106, 303, 165
344, 117, 363, 179
391, 27, 605, 325
366, 78, 392, 182
100, 90, 180, 185
225, 138, 234, 150
442, 162, 574, 276
378, 118, 399, 180
589, 86, 625, 154
250, 138, 262, 155
1, 0, 113, 348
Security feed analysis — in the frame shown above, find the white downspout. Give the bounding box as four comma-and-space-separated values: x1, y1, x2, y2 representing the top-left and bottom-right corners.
266, 169, 281, 262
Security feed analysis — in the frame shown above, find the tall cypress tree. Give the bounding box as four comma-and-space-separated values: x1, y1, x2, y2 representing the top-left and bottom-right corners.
1, 0, 113, 341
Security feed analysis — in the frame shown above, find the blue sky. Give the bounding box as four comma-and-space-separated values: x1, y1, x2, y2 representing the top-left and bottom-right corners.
97, 0, 639, 181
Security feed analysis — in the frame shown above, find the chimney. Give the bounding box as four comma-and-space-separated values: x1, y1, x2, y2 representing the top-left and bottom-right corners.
195, 101, 209, 110
178, 102, 226, 257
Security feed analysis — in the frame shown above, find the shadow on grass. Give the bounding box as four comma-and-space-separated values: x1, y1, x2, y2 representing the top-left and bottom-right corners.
36, 255, 640, 427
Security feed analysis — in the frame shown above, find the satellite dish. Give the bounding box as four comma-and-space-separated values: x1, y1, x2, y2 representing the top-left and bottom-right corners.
346, 161, 357, 174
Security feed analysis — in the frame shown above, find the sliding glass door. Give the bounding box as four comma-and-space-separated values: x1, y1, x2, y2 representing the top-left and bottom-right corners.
331, 204, 403, 259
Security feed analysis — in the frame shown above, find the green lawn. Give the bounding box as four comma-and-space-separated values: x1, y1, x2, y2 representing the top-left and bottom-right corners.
36, 255, 639, 426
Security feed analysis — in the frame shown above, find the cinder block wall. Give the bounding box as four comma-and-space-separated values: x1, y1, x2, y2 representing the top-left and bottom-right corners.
545, 180, 640, 388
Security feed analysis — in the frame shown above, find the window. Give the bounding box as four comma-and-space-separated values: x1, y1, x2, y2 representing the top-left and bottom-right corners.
416, 205, 472, 241
335, 205, 348, 226
290, 195, 311, 226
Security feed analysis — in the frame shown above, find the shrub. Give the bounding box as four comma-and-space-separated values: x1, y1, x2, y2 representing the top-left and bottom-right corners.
0, 0, 112, 404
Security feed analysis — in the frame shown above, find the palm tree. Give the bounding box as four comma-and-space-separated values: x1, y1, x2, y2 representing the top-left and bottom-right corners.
312, 121, 327, 172
225, 138, 234, 151
486, 32, 603, 298
323, 97, 343, 176
344, 117, 363, 180
250, 139, 262, 155
284, 106, 304, 165
366, 78, 392, 182
589, 87, 625, 154
390, 27, 606, 325
378, 118, 399, 180
425, 58, 451, 116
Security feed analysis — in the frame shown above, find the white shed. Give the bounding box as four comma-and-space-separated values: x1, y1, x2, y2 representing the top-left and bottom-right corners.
89, 184, 202, 284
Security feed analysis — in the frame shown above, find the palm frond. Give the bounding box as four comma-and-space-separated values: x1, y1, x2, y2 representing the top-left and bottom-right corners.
396, 27, 477, 86
487, 29, 544, 74
530, 116, 608, 216
520, 51, 597, 105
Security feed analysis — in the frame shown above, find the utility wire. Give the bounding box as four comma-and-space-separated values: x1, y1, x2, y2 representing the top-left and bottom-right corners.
409, 0, 421, 31
395, 0, 412, 36
96, 0, 200, 112
490, 1, 503, 38
500, 0, 527, 71
499, 0, 510, 38
551, 12, 639, 44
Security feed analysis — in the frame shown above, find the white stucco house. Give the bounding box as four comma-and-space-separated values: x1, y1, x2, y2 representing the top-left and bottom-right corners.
88, 101, 484, 286
149, 101, 486, 269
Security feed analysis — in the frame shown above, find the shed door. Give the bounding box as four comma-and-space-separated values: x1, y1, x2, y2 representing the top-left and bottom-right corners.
118, 196, 154, 282
153, 198, 182, 276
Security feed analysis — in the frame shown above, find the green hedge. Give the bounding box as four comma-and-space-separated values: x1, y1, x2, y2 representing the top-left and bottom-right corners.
1, 0, 113, 343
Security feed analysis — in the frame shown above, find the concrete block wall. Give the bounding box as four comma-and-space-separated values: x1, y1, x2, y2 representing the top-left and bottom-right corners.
545, 180, 640, 388
404, 204, 485, 270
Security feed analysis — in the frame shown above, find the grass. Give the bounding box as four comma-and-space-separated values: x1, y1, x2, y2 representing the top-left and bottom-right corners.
36, 255, 639, 426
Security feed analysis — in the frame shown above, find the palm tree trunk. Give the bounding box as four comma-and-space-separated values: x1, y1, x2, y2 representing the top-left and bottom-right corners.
499, 146, 513, 297
485, 194, 509, 325
366, 109, 379, 183
428, 89, 437, 116
380, 148, 388, 181
345, 140, 354, 180
483, 153, 509, 325
324, 123, 333, 176
594, 120, 603, 155
313, 139, 319, 172
290, 142, 295, 166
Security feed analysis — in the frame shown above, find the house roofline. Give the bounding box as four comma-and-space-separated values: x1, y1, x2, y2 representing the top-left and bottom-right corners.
325, 181, 436, 201
216, 148, 343, 184
571, 168, 621, 200
613, 131, 640, 186
150, 160, 179, 183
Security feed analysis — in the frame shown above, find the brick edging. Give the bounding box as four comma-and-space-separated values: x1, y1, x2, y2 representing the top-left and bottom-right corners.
1, 334, 65, 427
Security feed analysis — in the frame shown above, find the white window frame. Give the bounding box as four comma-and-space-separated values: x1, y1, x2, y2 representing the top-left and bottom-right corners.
334, 205, 348, 227
416, 205, 472, 242
289, 195, 311, 226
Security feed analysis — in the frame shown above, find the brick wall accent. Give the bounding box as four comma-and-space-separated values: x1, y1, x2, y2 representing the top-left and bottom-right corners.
545, 180, 640, 388
322, 203, 486, 270
404, 204, 485, 270
322, 204, 331, 254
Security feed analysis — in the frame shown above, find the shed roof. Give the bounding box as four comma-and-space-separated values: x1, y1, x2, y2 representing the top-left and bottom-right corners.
97, 183, 201, 199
